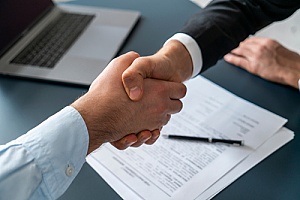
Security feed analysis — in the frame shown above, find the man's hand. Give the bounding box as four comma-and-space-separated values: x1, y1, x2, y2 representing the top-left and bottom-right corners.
112, 41, 193, 150
224, 37, 300, 89
122, 40, 193, 101
71, 52, 186, 154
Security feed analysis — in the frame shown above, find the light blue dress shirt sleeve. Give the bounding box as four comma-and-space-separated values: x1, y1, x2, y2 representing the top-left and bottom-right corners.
0, 106, 89, 200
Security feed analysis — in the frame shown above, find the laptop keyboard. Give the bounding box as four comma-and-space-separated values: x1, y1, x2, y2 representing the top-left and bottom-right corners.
10, 12, 95, 68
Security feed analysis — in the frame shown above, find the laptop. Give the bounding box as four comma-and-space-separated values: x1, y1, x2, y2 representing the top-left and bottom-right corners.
0, 0, 140, 85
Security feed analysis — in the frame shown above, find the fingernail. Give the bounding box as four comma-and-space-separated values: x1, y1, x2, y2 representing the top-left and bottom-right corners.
129, 87, 141, 100
125, 139, 137, 146
141, 135, 151, 142
152, 134, 159, 140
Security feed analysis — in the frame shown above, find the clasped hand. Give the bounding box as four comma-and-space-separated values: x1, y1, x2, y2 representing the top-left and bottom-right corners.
112, 41, 194, 150
72, 52, 186, 153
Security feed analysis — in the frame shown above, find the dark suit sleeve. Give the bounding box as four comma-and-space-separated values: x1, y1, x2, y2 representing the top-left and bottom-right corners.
180, 0, 300, 72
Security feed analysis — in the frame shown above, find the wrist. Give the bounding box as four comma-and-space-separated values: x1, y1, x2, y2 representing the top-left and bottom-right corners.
71, 94, 106, 154
164, 33, 203, 79
160, 40, 193, 82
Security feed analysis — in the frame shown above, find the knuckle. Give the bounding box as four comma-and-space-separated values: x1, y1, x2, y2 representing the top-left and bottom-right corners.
235, 59, 243, 67
122, 71, 137, 84
128, 51, 139, 57
155, 83, 168, 95
134, 57, 151, 67
261, 38, 278, 50
155, 103, 168, 114
250, 63, 260, 73
257, 44, 267, 52
264, 38, 277, 45
153, 112, 169, 127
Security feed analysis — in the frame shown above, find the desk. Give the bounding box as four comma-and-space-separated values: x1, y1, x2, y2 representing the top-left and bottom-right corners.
0, 0, 299, 199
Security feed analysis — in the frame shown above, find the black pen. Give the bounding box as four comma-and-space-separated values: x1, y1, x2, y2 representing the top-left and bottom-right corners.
163, 134, 244, 146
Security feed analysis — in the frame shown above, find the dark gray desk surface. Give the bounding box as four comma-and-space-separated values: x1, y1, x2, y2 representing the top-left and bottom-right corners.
0, 0, 299, 199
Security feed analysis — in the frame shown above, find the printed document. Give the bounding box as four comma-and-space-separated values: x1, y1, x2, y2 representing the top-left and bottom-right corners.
198, 127, 294, 199
87, 76, 290, 200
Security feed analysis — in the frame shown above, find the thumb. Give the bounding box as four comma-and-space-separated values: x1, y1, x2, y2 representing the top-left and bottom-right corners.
122, 70, 144, 101
122, 57, 154, 101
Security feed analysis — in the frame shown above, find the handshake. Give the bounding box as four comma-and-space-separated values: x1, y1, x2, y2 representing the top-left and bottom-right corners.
72, 42, 193, 154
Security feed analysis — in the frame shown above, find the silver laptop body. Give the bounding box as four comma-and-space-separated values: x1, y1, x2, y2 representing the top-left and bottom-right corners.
0, 0, 140, 85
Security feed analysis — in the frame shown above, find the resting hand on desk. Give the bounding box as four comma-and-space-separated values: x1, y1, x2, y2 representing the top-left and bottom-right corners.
72, 51, 186, 153
224, 37, 300, 89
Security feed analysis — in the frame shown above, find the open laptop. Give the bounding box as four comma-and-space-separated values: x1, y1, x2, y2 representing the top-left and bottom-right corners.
0, 0, 140, 85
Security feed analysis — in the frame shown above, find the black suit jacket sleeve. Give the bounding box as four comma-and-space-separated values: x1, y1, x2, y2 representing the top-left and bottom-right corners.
180, 0, 300, 72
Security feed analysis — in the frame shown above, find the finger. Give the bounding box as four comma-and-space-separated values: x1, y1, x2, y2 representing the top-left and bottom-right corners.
111, 51, 140, 72
145, 129, 161, 145
168, 82, 187, 100
110, 134, 138, 150
224, 53, 250, 70
229, 37, 263, 58
168, 99, 184, 114
230, 45, 253, 57
131, 130, 152, 147
122, 57, 155, 101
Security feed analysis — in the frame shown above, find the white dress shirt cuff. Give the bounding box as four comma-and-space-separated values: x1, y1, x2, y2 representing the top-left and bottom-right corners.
164, 33, 203, 78
298, 79, 300, 92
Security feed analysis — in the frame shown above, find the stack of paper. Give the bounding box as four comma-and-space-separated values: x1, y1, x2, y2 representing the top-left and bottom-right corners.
87, 76, 293, 200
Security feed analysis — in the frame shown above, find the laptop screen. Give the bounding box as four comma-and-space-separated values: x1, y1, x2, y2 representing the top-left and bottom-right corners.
0, 0, 54, 57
